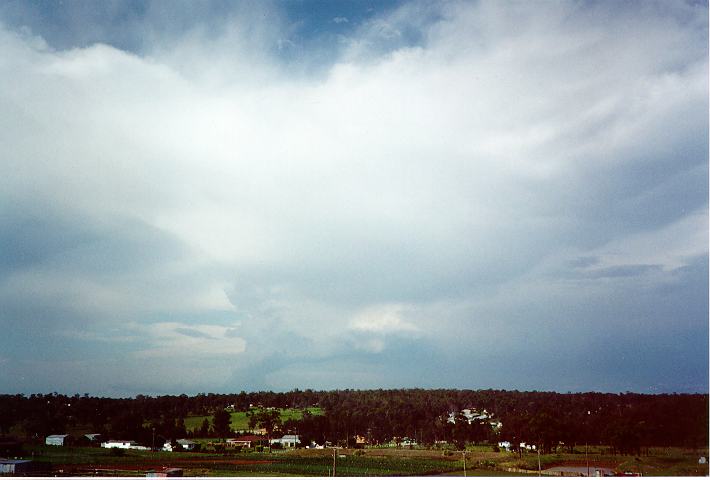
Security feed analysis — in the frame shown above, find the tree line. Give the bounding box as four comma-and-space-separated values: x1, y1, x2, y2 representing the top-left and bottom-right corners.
0, 389, 706, 454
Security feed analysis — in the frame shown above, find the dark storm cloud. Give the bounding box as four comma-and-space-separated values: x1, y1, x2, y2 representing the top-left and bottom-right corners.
0, 0, 706, 395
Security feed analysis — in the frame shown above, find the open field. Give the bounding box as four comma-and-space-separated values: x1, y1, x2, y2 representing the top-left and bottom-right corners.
20, 444, 709, 477
184, 407, 324, 433
24, 445, 462, 476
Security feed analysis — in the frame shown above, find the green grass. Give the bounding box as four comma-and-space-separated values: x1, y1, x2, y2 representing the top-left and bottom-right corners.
498, 448, 709, 477
25, 445, 461, 476
207, 453, 462, 476
22, 444, 709, 477
184, 407, 324, 433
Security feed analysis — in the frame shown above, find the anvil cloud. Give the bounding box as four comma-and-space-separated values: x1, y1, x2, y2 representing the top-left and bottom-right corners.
0, 0, 707, 396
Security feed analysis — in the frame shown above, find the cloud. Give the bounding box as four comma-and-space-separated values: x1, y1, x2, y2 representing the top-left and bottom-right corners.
574, 208, 708, 275
349, 304, 420, 334
132, 322, 247, 359
332, 17, 349, 24
0, 0, 706, 394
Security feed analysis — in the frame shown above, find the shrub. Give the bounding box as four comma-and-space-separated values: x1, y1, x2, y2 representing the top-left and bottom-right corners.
110, 447, 124, 457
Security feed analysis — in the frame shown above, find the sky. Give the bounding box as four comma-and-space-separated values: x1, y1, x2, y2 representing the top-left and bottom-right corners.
0, 0, 707, 397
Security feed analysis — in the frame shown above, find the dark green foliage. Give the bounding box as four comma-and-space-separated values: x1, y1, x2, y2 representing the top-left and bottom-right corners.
109, 447, 124, 456
0, 389, 706, 451
212, 409, 231, 440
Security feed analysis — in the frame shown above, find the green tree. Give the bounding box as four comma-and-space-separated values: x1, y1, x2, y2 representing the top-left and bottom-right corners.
213, 409, 232, 441
249, 409, 282, 452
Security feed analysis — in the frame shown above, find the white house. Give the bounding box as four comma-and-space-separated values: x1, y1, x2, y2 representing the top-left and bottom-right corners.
101, 440, 150, 450
162, 439, 197, 451
270, 435, 300, 448
498, 441, 512, 451
448, 408, 492, 425
45, 434, 71, 446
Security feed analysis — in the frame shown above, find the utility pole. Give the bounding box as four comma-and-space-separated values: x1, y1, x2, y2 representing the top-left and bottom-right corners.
462, 451, 466, 477
332, 447, 337, 477
586, 410, 591, 477
537, 448, 541, 476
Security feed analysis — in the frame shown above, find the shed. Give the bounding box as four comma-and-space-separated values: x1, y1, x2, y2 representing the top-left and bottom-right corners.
0, 459, 34, 475
227, 435, 265, 448
45, 434, 72, 446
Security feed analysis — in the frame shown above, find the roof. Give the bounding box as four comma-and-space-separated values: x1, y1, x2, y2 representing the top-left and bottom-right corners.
235, 435, 264, 441
46, 434, 70, 439
0, 459, 33, 465
176, 439, 196, 444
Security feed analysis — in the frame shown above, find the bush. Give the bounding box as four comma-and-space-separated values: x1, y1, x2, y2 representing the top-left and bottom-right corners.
110, 447, 125, 457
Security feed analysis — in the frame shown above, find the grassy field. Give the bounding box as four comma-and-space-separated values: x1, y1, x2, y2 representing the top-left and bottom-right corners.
184, 407, 324, 433
25, 445, 461, 476
495, 447, 710, 477
20, 444, 709, 476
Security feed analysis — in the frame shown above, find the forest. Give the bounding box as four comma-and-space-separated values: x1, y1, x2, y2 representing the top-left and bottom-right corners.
0, 389, 707, 455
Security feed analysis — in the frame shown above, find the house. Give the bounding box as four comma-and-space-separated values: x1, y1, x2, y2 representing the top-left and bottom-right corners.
162, 439, 197, 452
101, 440, 150, 450
0, 459, 35, 475
270, 434, 300, 448
78, 433, 103, 446
448, 408, 491, 425
400, 437, 418, 446
45, 434, 72, 446
355, 435, 367, 446
498, 441, 512, 451
226, 435, 264, 448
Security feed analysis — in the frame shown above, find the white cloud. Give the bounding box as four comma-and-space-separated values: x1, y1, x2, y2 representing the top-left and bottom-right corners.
349, 304, 420, 334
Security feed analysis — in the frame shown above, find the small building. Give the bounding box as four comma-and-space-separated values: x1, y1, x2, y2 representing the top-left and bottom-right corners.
498, 441, 512, 451
101, 440, 150, 450
226, 435, 264, 448
355, 435, 367, 446
76, 433, 103, 446
162, 439, 197, 452
0, 459, 35, 475
45, 434, 72, 446
270, 434, 300, 448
